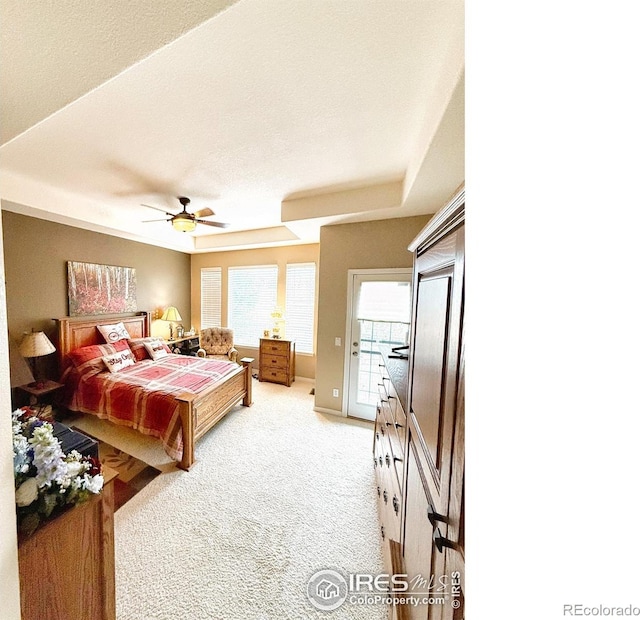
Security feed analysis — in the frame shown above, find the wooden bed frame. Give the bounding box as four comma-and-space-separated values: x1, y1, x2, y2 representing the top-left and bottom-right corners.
55, 312, 253, 471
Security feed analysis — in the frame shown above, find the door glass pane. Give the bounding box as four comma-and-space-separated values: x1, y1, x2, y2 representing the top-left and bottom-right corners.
356, 281, 411, 406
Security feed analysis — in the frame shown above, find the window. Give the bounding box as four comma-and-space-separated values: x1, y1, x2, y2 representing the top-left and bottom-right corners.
200, 267, 222, 328
228, 265, 278, 347
285, 262, 316, 354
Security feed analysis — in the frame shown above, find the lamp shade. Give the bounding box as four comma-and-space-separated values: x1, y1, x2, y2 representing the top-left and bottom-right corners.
161, 306, 182, 322
19, 331, 56, 358
172, 216, 196, 233
9, 337, 35, 387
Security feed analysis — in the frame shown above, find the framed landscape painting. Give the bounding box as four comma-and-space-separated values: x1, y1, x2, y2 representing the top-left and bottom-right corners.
67, 261, 137, 316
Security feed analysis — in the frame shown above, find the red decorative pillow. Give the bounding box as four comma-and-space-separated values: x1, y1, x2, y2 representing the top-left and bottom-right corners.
68, 340, 131, 375
127, 338, 171, 362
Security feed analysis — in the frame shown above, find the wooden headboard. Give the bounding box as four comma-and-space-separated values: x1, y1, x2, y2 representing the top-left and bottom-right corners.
56, 312, 150, 372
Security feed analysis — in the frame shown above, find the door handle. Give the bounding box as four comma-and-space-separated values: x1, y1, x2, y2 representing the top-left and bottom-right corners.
433, 526, 457, 553
428, 509, 447, 527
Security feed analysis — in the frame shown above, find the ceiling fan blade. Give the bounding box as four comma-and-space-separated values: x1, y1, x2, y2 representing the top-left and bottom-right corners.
192, 207, 214, 218
141, 203, 175, 216
142, 218, 171, 223
195, 219, 230, 229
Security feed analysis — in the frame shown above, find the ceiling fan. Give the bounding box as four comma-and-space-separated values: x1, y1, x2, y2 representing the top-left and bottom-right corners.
142, 196, 229, 233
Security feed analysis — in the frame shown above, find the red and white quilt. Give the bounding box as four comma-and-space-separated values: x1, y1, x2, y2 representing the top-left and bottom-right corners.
62, 355, 237, 461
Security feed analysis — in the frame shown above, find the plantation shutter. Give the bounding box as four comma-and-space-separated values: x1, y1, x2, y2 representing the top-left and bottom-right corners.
228, 265, 278, 347
201, 267, 222, 328
285, 262, 316, 354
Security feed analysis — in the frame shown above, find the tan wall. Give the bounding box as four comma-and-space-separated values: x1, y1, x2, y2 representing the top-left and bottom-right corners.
191, 244, 320, 379
314, 216, 430, 413
1, 210, 191, 378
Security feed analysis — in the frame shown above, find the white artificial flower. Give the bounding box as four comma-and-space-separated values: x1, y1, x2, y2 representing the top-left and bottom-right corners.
82, 473, 104, 494
15, 477, 38, 507
66, 461, 84, 478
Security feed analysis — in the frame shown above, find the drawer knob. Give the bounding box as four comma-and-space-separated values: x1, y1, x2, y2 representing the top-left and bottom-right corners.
377, 486, 380, 497
385, 454, 391, 467
383, 489, 388, 504
392, 495, 400, 515
381, 525, 385, 540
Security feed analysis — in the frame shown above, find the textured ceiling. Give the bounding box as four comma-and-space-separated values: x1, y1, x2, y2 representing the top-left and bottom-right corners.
0, 0, 464, 253
0, 0, 239, 142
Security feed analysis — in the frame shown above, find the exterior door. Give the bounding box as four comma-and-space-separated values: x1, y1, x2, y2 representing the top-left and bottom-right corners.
344, 270, 412, 420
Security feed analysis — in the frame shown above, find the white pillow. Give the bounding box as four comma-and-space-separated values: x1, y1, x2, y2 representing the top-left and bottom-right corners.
144, 340, 169, 361
102, 350, 135, 373
97, 322, 132, 343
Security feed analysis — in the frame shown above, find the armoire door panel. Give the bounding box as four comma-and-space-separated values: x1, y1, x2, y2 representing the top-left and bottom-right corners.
410, 269, 453, 484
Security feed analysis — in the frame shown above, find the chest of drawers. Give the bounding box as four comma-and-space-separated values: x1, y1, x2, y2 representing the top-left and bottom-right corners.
258, 338, 295, 386
373, 352, 407, 575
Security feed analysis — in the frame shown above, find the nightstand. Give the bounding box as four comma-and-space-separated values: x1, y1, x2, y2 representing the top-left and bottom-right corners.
165, 335, 200, 356
17, 380, 64, 406
17, 380, 65, 420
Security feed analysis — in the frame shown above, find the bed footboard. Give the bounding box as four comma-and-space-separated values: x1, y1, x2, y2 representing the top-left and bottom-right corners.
176, 358, 253, 470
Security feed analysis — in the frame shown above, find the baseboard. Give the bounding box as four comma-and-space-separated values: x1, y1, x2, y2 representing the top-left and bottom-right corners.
313, 406, 347, 418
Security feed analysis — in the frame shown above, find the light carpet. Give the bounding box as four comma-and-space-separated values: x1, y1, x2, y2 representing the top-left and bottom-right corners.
72, 378, 387, 620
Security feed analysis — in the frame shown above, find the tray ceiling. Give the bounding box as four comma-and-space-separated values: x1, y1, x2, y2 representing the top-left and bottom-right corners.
0, 0, 464, 253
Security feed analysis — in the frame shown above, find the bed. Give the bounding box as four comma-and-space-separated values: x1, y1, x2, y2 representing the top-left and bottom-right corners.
56, 312, 253, 471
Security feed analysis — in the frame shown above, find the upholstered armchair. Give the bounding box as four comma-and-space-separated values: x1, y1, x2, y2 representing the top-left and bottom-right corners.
197, 327, 239, 363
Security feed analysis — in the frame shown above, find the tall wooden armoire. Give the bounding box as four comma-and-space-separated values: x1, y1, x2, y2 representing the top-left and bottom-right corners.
397, 187, 465, 619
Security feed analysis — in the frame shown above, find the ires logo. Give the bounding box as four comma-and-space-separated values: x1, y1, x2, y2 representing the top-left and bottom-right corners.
450, 571, 462, 609
307, 569, 458, 611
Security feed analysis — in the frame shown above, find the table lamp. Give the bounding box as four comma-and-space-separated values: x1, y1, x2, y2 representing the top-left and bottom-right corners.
19, 330, 56, 388
161, 306, 182, 340
9, 336, 35, 388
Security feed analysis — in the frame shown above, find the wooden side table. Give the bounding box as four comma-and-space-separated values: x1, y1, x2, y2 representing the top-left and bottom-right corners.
165, 335, 200, 356
17, 380, 64, 418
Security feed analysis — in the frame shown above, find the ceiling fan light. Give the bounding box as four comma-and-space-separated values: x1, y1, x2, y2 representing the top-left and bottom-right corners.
172, 216, 196, 233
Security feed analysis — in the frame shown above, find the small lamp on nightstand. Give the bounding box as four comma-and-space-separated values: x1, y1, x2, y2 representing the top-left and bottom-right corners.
9, 336, 35, 388
19, 330, 56, 389
161, 306, 183, 340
